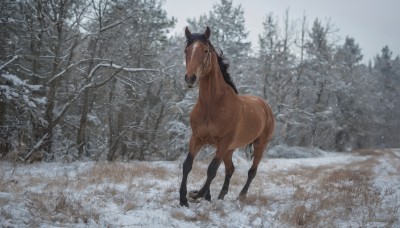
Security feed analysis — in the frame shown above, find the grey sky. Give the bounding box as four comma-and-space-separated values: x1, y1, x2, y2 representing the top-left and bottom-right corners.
164, 0, 400, 63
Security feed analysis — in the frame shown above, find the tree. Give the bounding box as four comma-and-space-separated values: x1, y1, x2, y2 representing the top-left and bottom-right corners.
91, 0, 176, 161
257, 10, 300, 145
335, 37, 363, 71
332, 37, 363, 150
0, 0, 175, 162
372, 46, 400, 147
301, 19, 338, 148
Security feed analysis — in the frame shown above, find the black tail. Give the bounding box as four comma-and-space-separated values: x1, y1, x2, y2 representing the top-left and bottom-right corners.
245, 143, 254, 160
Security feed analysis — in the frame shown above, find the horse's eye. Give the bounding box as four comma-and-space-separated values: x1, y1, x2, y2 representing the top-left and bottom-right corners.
204, 49, 209, 54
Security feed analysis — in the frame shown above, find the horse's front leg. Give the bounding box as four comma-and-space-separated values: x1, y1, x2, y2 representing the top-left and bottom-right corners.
179, 137, 202, 207
188, 156, 221, 202
188, 142, 230, 202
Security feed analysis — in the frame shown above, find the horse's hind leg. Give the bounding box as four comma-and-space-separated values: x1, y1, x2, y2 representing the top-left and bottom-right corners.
238, 140, 265, 200
239, 110, 274, 200
218, 149, 235, 200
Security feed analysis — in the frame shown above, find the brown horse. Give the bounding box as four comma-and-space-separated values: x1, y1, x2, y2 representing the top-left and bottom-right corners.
179, 26, 275, 207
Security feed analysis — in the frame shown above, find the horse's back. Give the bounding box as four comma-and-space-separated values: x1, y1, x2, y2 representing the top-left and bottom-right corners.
239, 95, 273, 120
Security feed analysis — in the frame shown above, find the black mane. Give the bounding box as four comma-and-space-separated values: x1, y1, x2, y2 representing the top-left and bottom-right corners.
186, 33, 238, 94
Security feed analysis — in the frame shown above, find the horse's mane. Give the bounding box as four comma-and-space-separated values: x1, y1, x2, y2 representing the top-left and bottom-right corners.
186, 34, 238, 94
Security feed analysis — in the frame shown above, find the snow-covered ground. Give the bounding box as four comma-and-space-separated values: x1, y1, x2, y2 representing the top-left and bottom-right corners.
1, 148, 399, 227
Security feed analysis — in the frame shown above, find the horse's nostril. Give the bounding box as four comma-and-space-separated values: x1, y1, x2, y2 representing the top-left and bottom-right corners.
190, 75, 197, 84
185, 74, 197, 86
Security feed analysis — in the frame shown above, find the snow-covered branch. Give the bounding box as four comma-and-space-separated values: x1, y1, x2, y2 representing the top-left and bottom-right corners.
22, 133, 48, 161
0, 55, 19, 71
99, 16, 133, 33
94, 63, 162, 73
46, 58, 93, 84
22, 62, 172, 161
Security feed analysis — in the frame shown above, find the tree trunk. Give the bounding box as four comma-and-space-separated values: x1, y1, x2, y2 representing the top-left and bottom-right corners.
77, 89, 90, 157
77, 35, 98, 158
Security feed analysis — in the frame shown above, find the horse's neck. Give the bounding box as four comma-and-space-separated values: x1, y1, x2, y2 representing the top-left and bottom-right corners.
198, 62, 226, 113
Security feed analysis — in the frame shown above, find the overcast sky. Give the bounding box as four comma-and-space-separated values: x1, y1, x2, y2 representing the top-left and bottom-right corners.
164, 0, 400, 63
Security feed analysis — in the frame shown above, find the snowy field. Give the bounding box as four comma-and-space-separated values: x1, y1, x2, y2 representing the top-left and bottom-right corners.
1, 148, 399, 227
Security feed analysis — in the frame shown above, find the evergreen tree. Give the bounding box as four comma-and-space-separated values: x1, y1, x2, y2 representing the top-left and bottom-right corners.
335, 37, 363, 71
373, 46, 400, 147
332, 37, 363, 150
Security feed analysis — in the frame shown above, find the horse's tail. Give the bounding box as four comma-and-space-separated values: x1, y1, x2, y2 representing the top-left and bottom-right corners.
245, 143, 254, 160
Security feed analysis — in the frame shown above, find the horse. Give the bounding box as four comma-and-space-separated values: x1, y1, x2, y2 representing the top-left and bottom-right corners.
179, 26, 275, 207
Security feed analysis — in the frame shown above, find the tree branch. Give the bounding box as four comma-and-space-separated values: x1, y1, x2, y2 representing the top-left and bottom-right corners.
0, 55, 19, 71
22, 62, 173, 161
99, 16, 133, 33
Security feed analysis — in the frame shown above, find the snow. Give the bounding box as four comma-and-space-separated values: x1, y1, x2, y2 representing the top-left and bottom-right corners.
1, 73, 41, 91
267, 144, 330, 158
87, 114, 101, 125
1, 73, 26, 86
32, 97, 47, 105
1, 148, 399, 227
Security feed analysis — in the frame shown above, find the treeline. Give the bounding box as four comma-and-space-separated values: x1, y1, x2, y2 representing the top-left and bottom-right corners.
0, 0, 399, 162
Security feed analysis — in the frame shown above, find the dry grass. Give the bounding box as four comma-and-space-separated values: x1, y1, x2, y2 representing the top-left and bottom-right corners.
353, 148, 383, 156
1, 150, 399, 227
284, 204, 307, 226
25, 190, 100, 225
81, 162, 170, 184
0, 161, 177, 226
238, 193, 270, 207
0, 178, 20, 194
123, 201, 137, 212
171, 210, 211, 223
158, 184, 177, 205
279, 157, 398, 227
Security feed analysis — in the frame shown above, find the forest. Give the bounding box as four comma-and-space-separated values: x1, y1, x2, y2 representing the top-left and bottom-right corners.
1, 0, 399, 162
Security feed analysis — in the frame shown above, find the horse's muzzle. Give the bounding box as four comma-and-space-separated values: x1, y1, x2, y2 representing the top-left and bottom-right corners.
185, 74, 197, 88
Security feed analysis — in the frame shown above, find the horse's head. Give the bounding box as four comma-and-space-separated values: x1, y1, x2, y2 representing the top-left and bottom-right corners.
184, 26, 213, 88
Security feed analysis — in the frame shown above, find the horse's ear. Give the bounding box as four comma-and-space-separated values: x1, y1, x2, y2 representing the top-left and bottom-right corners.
185, 27, 191, 39
204, 26, 211, 40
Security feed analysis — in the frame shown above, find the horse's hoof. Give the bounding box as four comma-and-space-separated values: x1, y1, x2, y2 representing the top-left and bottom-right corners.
189, 197, 201, 203
188, 190, 199, 199
180, 201, 189, 207
180, 197, 189, 207
238, 194, 247, 201
188, 190, 200, 202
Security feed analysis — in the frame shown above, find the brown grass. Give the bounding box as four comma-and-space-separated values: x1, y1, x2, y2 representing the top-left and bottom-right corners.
25, 190, 99, 225
1, 161, 178, 226
158, 184, 177, 205
123, 201, 137, 212
280, 156, 398, 227
284, 204, 307, 226
238, 193, 270, 207
81, 162, 170, 184
171, 210, 211, 223
0, 178, 20, 193
353, 148, 383, 156
2, 150, 399, 227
